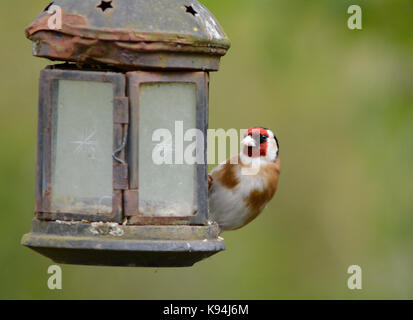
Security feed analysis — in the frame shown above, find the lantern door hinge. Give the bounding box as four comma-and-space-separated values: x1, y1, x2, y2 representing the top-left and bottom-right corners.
124, 190, 139, 216
114, 96, 129, 124
113, 162, 129, 190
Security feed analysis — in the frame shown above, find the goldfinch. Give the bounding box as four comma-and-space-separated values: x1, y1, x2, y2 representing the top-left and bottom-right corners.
208, 127, 280, 232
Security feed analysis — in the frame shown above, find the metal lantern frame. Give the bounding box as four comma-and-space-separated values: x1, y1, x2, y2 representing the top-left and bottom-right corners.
125, 71, 209, 226
36, 68, 126, 223
21, 0, 230, 267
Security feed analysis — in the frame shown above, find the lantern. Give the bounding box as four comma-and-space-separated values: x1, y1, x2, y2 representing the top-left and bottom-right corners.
21, 0, 230, 267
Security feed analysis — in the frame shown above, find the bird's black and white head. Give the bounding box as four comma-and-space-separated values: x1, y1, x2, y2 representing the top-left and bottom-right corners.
240, 127, 279, 164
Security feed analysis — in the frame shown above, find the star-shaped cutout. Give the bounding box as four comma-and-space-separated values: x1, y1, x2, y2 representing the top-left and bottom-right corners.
97, 0, 113, 12
185, 5, 198, 16
43, 2, 54, 12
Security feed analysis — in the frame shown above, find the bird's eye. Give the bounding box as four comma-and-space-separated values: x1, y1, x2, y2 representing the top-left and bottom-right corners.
259, 134, 268, 144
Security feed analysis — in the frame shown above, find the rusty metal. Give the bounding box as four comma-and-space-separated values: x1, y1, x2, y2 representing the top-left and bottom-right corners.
23, 0, 230, 267
35, 68, 127, 223
26, 0, 230, 71
126, 71, 209, 226
113, 163, 129, 190
128, 216, 192, 226
22, 218, 225, 267
124, 190, 138, 217
113, 97, 129, 124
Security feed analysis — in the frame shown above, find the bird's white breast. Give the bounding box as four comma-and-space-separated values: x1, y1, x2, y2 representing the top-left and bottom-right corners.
208, 164, 267, 231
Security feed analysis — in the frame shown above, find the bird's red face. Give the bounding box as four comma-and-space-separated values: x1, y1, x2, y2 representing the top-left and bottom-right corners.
242, 127, 270, 158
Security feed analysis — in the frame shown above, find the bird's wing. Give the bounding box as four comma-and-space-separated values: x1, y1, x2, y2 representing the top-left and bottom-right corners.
208, 162, 225, 193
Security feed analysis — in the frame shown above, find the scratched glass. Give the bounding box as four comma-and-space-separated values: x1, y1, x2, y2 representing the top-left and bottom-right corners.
50, 80, 113, 214
138, 82, 198, 217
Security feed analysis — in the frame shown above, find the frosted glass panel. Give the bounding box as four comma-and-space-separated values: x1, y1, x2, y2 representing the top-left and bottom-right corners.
139, 83, 197, 217
51, 80, 113, 214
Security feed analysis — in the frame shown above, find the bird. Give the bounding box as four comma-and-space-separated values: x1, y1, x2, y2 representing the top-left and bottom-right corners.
208, 127, 280, 232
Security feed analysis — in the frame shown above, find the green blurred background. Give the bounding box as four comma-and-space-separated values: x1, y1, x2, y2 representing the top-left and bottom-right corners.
1, 0, 413, 299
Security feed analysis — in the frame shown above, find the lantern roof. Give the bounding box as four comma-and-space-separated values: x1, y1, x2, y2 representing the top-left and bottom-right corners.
26, 0, 231, 71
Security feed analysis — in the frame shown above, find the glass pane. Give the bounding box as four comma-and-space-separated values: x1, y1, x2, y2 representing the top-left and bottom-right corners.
50, 80, 113, 214
139, 82, 197, 217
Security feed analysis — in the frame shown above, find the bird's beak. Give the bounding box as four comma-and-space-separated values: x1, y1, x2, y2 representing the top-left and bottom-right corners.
241, 135, 256, 147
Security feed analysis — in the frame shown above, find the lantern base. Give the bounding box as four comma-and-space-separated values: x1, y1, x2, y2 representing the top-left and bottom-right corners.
21, 218, 225, 267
